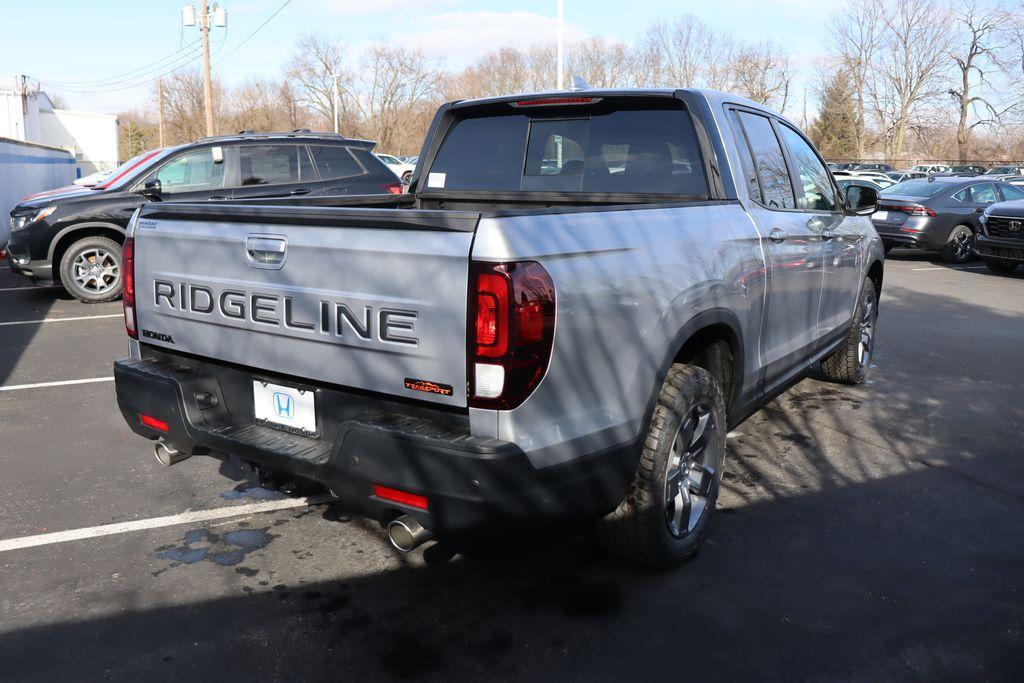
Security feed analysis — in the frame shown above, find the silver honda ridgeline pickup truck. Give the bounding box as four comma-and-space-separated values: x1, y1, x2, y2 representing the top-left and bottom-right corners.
114, 89, 883, 566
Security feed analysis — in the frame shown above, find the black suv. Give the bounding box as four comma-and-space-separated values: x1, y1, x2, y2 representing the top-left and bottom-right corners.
976, 201, 1024, 274
6, 132, 402, 302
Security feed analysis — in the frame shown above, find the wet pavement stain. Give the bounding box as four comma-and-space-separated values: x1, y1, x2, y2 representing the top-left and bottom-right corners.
155, 527, 276, 569
221, 483, 286, 501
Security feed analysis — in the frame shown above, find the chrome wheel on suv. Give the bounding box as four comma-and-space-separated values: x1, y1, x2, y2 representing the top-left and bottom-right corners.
58, 235, 124, 303
72, 247, 119, 295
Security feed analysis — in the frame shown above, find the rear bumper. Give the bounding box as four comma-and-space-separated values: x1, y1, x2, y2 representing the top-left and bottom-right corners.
873, 217, 946, 251
975, 234, 1024, 262
114, 351, 634, 536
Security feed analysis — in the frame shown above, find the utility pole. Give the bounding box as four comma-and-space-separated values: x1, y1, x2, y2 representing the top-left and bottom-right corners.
157, 78, 166, 147
332, 73, 340, 134
556, 0, 564, 90
199, 0, 214, 136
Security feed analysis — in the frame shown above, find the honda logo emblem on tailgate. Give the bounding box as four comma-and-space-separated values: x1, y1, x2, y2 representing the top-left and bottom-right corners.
246, 234, 288, 270
272, 392, 294, 419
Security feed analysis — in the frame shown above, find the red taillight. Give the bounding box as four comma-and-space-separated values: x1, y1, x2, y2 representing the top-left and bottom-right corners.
373, 484, 428, 510
475, 273, 509, 357
122, 236, 137, 339
380, 182, 403, 195
879, 203, 936, 217
468, 261, 555, 410
140, 413, 168, 432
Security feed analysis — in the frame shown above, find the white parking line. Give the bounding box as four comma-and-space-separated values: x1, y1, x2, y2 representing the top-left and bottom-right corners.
0, 286, 59, 292
911, 267, 945, 271
0, 377, 114, 392
0, 494, 337, 553
0, 313, 121, 327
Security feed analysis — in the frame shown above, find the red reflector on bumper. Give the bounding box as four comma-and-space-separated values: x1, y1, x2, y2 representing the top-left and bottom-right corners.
373, 484, 428, 510
140, 413, 169, 432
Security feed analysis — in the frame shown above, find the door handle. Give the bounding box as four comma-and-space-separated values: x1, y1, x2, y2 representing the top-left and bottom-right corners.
768, 228, 788, 243
209, 195, 229, 201
245, 235, 288, 269
290, 188, 311, 196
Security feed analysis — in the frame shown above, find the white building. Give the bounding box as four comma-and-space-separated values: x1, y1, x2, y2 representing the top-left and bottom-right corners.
0, 79, 119, 177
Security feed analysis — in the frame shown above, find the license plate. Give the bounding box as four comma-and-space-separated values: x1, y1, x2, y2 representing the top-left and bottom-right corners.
253, 380, 317, 435
873, 211, 889, 221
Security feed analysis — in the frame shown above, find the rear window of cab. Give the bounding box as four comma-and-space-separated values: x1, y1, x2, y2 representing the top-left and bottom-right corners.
426, 99, 708, 196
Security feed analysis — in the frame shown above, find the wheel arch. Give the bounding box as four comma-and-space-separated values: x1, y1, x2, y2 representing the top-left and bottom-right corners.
49, 222, 126, 282
659, 309, 746, 424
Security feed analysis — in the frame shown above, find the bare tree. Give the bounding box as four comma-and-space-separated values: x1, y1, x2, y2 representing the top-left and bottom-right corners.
829, 0, 884, 158
636, 16, 735, 89
947, 2, 1018, 161
345, 46, 443, 154
285, 33, 348, 129
160, 69, 223, 144
568, 37, 636, 88
728, 42, 793, 111
869, 0, 954, 162
446, 47, 531, 100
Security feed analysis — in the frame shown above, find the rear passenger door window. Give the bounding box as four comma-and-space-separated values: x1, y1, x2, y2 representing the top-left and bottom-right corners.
310, 145, 365, 180
238, 145, 311, 186
231, 144, 319, 199
777, 124, 837, 212
971, 183, 998, 205
735, 111, 795, 209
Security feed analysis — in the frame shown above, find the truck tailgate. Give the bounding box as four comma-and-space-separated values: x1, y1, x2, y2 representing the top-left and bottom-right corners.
132, 204, 479, 407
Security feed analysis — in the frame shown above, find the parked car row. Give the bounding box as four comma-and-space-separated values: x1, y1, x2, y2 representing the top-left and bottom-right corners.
5, 131, 404, 302
872, 176, 1024, 265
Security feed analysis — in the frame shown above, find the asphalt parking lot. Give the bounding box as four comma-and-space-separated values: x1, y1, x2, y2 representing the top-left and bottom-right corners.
0, 252, 1022, 681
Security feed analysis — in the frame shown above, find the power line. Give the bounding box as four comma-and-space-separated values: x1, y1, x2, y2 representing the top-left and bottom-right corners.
39, 38, 202, 87
37, 33, 228, 95
213, 0, 294, 68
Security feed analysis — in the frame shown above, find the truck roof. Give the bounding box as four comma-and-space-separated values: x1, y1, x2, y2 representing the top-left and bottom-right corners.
450, 87, 775, 117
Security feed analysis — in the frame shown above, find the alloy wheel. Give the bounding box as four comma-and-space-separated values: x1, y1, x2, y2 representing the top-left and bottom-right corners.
72, 248, 119, 295
664, 402, 718, 538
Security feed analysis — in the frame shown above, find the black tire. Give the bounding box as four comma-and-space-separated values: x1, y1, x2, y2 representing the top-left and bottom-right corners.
401, 171, 412, 184
597, 364, 727, 568
940, 224, 975, 264
58, 235, 123, 303
883, 241, 894, 254
983, 258, 1018, 274
819, 278, 877, 384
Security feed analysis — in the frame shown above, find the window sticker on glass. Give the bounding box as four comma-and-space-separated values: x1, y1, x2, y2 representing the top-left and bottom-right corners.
428, 172, 446, 188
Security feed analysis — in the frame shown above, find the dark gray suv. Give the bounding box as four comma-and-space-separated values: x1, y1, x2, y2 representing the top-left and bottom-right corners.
6, 132, 402, 302
873, 177, 1024, 263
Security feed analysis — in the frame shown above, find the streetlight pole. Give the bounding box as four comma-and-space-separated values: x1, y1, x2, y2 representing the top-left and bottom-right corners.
332, 73, 340, 134
199, 0, 215, 136
157, 78, 166, 147
556, 0, 564, 90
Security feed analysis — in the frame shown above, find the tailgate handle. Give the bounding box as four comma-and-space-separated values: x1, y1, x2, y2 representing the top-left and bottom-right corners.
245, 235, 288, 270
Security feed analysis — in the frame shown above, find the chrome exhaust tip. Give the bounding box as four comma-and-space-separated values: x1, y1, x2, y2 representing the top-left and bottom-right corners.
387, 515, 433, 552
154, 441, 191, 467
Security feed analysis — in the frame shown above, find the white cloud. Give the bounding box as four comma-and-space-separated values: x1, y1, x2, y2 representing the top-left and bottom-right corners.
301, 0, 460, 17
391, 11, 589, 67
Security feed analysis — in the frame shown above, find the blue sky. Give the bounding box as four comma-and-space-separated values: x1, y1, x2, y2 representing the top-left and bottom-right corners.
0, 0, 835, 114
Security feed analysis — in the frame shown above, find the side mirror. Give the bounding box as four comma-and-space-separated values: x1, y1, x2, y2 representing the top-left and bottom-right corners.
140, 179, 162, 199
846, 185, 878, 216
